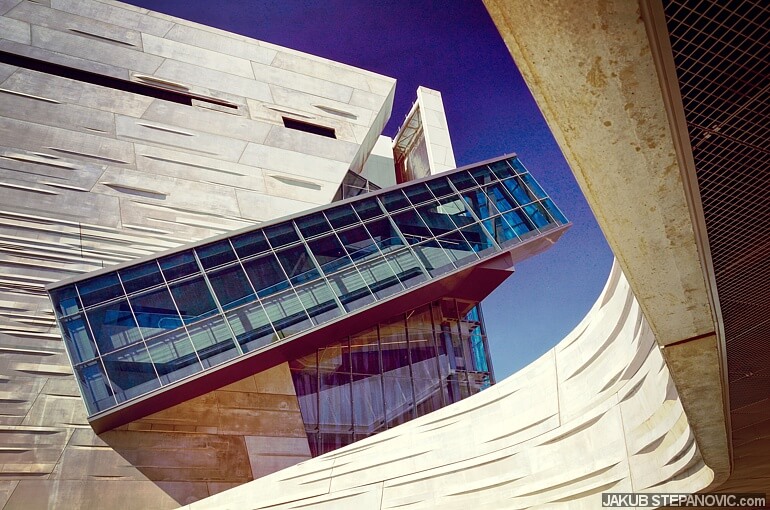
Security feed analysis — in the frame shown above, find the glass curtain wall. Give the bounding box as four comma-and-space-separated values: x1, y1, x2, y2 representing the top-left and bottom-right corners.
289, 297, 492, 457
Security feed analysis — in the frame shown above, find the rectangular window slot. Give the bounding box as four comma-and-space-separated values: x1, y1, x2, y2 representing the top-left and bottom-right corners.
282, 117, 336, 138
0, 51, 239, 111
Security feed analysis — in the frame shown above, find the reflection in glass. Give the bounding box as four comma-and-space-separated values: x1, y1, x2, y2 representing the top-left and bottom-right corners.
448, 170, 477, 191
276, 245, 319, 285
86, 299, 142, 354
77, 272, 122, 307
159, 250, 199, 282
61, 314, 97, 364
231, 230, 270, 259
488, 160, 514, 179
352, 197, 383, 220
207, 264, 256, 311
119, 261, 164, 294
501, 176, 533, 205
264, 222, 299, 248
412, 239, 454, 276
308, 235, 352, 274
543, 198, 568, 224
50, 285, 81, 318
337, 225, 379, 263
403, 182, 434, 205
242, 253, 290, 298
196, 240, 236, 269
383, 249, 427, 288
523, 202, 551, 228
295, 213, 332, 239
365, 218, 405, 254
325, 204, 359, 229
169, 276, 218, 324
460, 223, 498, 254
102, 342, 160, 403
76, 360, 115, 414
129, 286, 183, 341
391, 209, 431, 245
355, 256, 403, 299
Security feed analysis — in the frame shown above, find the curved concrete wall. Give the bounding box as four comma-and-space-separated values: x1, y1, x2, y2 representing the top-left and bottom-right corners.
184, 261, 714, 509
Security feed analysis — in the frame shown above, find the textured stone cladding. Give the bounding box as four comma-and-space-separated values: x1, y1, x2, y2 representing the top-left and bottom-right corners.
0, 0, 395, 507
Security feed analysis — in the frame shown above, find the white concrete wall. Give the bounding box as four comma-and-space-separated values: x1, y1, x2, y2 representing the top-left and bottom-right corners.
182, 261, 714, 509
0, 0, 395, 505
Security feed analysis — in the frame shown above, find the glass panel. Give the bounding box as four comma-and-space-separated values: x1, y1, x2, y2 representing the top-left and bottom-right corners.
291, 361, 318, 429
231, 230, 270, 259
75, 360, 115, 414
391, 208, 431, 245
352, 197, 383, 220
355, 256, 404, 299
146, 329, 202, 385
403, 183, 434, 205
408, 331, 439, 380
484, 215, 519, 246
412, 239, 454, 276
436, 232, 478, 267
207, 264, 256, 311
543, 198, 568, 224
102, 342, 160, 403
119, 261, 164, 294
295, 280, 342, 325
365, 218, 405, 254
77, 272, 122, 307
383, 376, 414, 427
352, 373, 385, 435
196, 240, 236, 269
85, 299, 142, 354
379, 316, 409, 373
226, 301, 275, 353
169, 276, 218, 324
488, 160, 514, 179
448, 170, 476, 191
460, 223, 498, 254
426, 177, 454, 198
462, 188, 493, 220
416, 202, 459, 237
50, 285, 81, 318
159, 251, 199, 282
384, 249, 428, 288
510, 157, 528, 174
319, 370, 352, 431
264, 221, 299, 248
501, 176, 533, 205
262, 289, 313, 338
521, 172, 547, 199
350, 326, 380, 375
325, 204, 359, 229
523, 202, 551, 228
337, 225, 379, 263
469, 165, 496, 186
295, 213, 332, 239
308, 235, 352, 274
61, 314, 97, 364
326, 267, 375, 312
187, 316, 239, 368
242, 252, 290, 298
484, 183, 517, 213
276, 245, 319, 285
378, 190, 411, 212
501, 208, 535, 237
437, 194, 474, 228
128, 286, 183, 340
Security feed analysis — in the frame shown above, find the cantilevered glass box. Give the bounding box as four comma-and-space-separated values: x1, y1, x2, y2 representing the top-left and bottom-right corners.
47, 155, 569, 432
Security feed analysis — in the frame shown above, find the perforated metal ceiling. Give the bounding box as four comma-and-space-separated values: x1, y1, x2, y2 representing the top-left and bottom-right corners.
663, 0, 770, 479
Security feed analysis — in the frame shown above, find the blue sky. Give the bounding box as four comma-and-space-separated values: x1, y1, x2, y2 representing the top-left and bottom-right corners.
126, 0, 614, 378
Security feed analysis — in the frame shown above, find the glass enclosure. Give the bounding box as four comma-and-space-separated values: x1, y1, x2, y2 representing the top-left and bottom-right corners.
290, 298, 492, 456
47, 156, 567, 417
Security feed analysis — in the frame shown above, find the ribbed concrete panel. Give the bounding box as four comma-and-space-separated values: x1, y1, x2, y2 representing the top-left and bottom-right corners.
0, 0, 395, 506
182, 262, 713, 509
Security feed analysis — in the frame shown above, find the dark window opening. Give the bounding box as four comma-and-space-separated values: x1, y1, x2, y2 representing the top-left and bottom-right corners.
0, 51, 238, 110
282, 117, 336, 138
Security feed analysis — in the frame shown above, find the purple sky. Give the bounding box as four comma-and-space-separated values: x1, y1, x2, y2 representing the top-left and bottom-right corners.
126, 0, 614, 378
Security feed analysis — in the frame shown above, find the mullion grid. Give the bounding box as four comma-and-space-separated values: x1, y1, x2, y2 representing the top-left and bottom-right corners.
258, 225, 315, 336
127, 259, 206, 386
